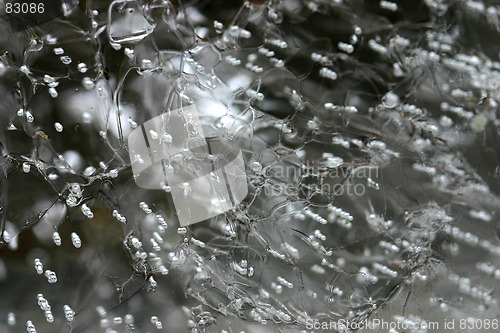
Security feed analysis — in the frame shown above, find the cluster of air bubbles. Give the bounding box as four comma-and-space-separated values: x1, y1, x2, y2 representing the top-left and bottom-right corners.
150, 316, 163, 330
304, 209, 328, 224
82, 77, 95, 90
311, 52, 330, 65
324, 103, 358, 113
44, 270, 57, 284
319, 67, 338, 80
81, 203, 94, 218
26, 320, 36, 333
139, 202, 152, 214
112, 209, 127, 223
379, 0, 398, 11
227, 25, 251, 39
64, 305, 75, 322
66, 183, 83, 207
34, 258, 43, 274
53, 232, 61, 246
71, 232, 81, 249
37, 294, 54, 322
7, 313, 15, 326
368, 39, 388, 55
156, 215, 168, 229
245, 54, 264, 73
337, 42, 354, 54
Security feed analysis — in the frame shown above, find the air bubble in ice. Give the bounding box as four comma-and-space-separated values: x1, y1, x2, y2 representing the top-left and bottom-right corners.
149, 130, 158, 140
52, 232, 61, 246
43, 75, 55, 83
45, 270, 57, 283
128, 118, 138, 129
64, 305, 75, 322
338, 42, 354, 54
251, 161, 262, 172
8, 313, 15, 326
48, 87, 58, 98
71, 232, 82, 248
380, 0, 398, 11
81, 204, 94, 218
77, 63, 88, 73
54, 122, 63, 132
25, 111, 34, 122
34, 259, 43, 274
82, 77, 95, 90
60, 56, 72, 64
319, 67, 337, 80
26, 320, 36, 333
124, 47, 135, 58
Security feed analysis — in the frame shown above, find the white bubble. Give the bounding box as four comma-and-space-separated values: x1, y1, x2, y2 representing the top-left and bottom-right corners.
48, 87, 58, 98
251, 161, 262, 172
82, 77, 95, 90
53, 232, 62, 246
71, 232, 82, 248
22, 162, 31, 173
34, 259, 43, 274
77, 63, 88, 73
54, 122, 64, 132
25, 111, 34, 122
60, 56, 72, 64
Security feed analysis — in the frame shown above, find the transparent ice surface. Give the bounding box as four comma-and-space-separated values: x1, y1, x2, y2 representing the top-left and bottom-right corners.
0, 0, 499, 332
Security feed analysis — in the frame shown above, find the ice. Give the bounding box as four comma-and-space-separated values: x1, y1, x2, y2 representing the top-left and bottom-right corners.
1, 0, 500, 332
108, 0, 154, 44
